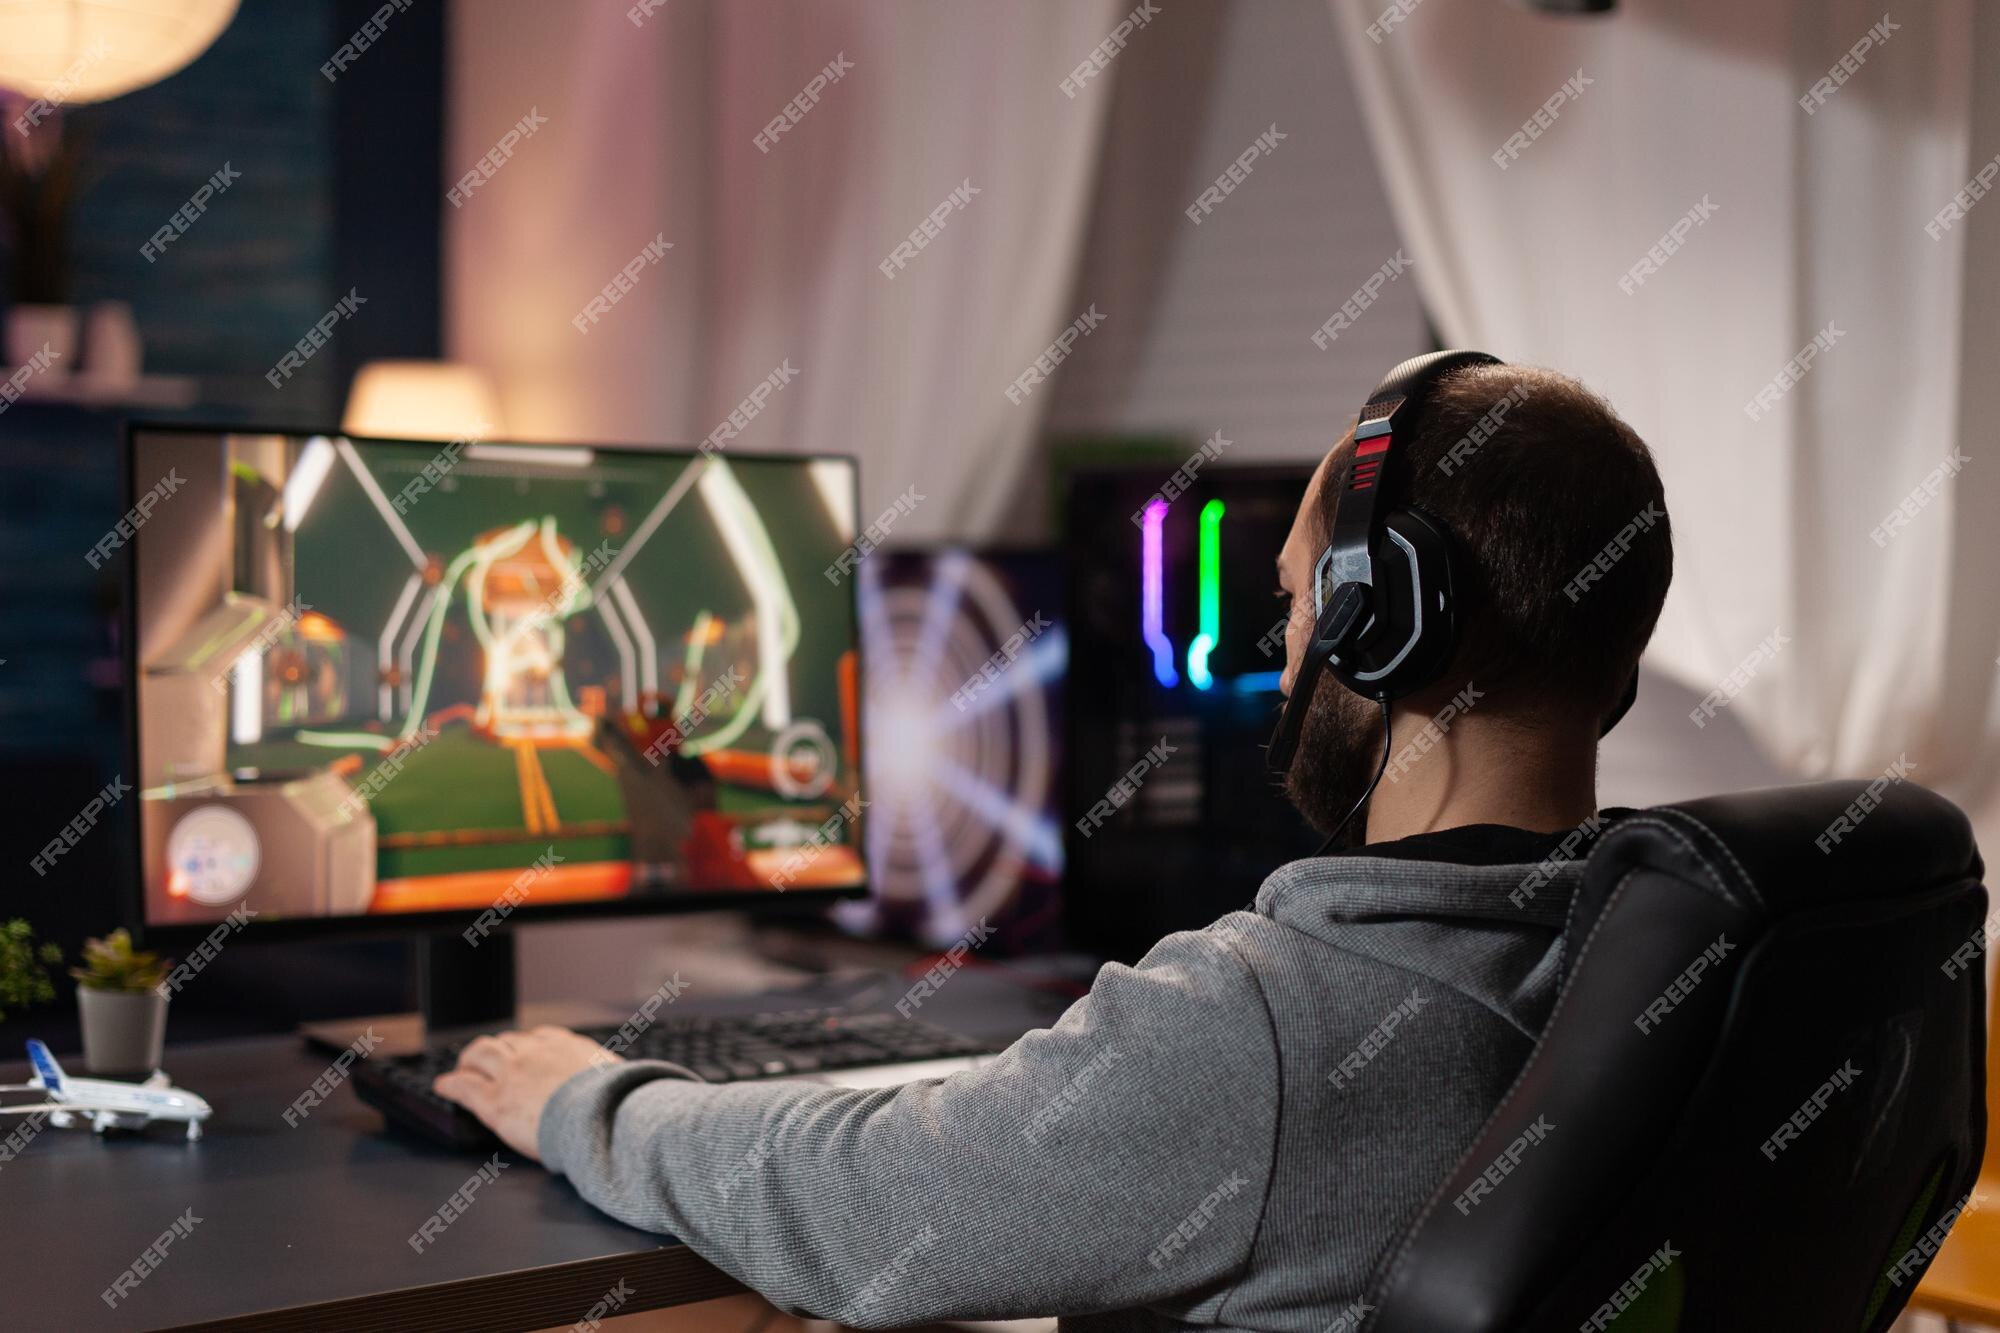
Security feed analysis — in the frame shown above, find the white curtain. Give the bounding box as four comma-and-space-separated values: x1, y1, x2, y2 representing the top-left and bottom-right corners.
447, 0, 1120, 543
1330, 0, 2000, 836
446, 0, 1120, 1003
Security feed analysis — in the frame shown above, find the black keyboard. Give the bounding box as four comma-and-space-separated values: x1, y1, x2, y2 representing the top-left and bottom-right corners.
353, 1006, 997, 1150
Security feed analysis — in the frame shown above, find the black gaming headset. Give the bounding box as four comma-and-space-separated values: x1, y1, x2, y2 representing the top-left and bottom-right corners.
1265, 349, 1638, 777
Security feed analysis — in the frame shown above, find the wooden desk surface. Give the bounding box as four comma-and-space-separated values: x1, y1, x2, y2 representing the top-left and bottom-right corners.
2, 968, 1072, 1331
4, 1030, 741, 1332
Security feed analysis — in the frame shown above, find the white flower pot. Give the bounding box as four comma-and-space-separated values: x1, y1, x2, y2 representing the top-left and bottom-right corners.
83, 300, 142, 385
5, 303, 78, 371
77, 987, 169, 1076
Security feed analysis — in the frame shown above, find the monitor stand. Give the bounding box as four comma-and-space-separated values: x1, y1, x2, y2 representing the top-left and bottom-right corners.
300, 932, 611, 1055
417, 931, 516, 1032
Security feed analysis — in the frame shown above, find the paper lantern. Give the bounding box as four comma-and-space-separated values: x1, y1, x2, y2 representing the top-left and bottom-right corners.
0, 0, 241, 104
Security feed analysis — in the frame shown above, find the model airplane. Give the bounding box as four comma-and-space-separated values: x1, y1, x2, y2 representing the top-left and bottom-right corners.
0, 1040, 212, 1141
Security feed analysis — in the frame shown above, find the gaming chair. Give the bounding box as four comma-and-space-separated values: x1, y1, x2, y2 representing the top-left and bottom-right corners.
1363, 779, 1987, 1332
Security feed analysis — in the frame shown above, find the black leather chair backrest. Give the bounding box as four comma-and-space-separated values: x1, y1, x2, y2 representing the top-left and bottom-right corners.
1365, 780, 1987, 1333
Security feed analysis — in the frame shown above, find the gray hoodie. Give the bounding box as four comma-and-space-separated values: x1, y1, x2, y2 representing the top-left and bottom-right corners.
539, 846, 1585, 1331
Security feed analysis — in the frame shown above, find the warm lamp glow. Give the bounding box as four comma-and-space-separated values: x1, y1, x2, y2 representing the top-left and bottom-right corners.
343, 361, 503, 442
0, 0, 241, 104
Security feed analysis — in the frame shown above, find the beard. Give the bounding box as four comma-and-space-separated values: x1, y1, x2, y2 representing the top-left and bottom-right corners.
1281, 674, 1385, 846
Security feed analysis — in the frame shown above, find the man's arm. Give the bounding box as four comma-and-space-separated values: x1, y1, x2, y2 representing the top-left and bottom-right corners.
535, 927, 1280, 1327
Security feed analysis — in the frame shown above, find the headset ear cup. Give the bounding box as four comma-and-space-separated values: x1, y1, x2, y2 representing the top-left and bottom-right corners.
1325, 508, 1458, 701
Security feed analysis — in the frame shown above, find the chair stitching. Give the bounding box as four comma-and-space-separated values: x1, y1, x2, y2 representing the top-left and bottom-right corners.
1647, 807, 1768, 913
1586, 816, 1743, 912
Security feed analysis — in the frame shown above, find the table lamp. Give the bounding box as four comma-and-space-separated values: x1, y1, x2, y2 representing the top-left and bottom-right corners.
342, 360, 503, 442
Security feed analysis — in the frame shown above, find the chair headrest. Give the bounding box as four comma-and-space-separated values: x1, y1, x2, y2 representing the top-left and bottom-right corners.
1577, 780, 1979, 939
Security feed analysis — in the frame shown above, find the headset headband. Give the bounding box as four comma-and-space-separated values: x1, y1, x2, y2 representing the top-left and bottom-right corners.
1317, 351, 1499, 618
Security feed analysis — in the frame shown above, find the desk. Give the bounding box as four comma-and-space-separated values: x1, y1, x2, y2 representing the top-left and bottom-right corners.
2, 967, 1073, 1331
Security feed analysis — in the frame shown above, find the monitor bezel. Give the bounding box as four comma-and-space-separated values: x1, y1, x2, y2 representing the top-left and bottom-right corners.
122, 420, 871, 949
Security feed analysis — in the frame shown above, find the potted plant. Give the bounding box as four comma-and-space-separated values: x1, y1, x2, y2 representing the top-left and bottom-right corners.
0, 99, 85, 368
72, 930, 172, 1076
0, 918, 64, 1023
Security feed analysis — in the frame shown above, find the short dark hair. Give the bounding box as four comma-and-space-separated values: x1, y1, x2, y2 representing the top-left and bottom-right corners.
1317, 364, 1672, 720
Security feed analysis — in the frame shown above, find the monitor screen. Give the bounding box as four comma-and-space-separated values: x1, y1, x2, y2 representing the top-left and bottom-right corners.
128, 428, 867, 932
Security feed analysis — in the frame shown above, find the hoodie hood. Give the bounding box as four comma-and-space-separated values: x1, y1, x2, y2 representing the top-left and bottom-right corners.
1251, 851, 1590, 1040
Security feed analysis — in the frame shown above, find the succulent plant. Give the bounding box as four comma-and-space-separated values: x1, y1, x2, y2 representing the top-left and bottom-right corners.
71, 929, 171, 994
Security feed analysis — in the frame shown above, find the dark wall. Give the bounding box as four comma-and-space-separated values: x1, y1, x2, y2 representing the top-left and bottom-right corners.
330, 0, 447, 391
67, 0, 341, 416
0, 0, 446, 1051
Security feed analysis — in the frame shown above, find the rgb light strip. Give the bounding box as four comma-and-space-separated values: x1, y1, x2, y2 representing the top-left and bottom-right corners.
1139, 495, 1288, 696
1140, 499, 1178, 688
1186, 498, 1224, 690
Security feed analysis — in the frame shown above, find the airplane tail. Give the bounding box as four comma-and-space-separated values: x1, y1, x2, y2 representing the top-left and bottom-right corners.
24, 1040, 65, 1094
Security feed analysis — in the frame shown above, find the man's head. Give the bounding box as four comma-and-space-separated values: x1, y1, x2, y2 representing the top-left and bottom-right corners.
1275, 363, 1672, 835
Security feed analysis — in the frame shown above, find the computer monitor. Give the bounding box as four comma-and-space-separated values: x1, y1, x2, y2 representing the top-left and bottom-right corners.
124, 426, 869, 949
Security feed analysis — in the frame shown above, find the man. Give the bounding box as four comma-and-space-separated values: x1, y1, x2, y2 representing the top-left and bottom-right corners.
436, 361, 1672, 1331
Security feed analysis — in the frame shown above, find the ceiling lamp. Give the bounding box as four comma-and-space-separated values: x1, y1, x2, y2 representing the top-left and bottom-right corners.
0, 1, 242, 105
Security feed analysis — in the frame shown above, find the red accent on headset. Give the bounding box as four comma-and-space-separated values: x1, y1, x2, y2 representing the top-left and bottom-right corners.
1355, 436, 1391, 458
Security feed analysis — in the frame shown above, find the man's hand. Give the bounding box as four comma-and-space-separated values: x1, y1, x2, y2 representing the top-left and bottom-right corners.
433, 1025, 621, 1160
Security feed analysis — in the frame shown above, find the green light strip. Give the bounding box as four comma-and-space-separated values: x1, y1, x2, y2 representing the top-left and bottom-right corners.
1187, 498, 1224, 689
